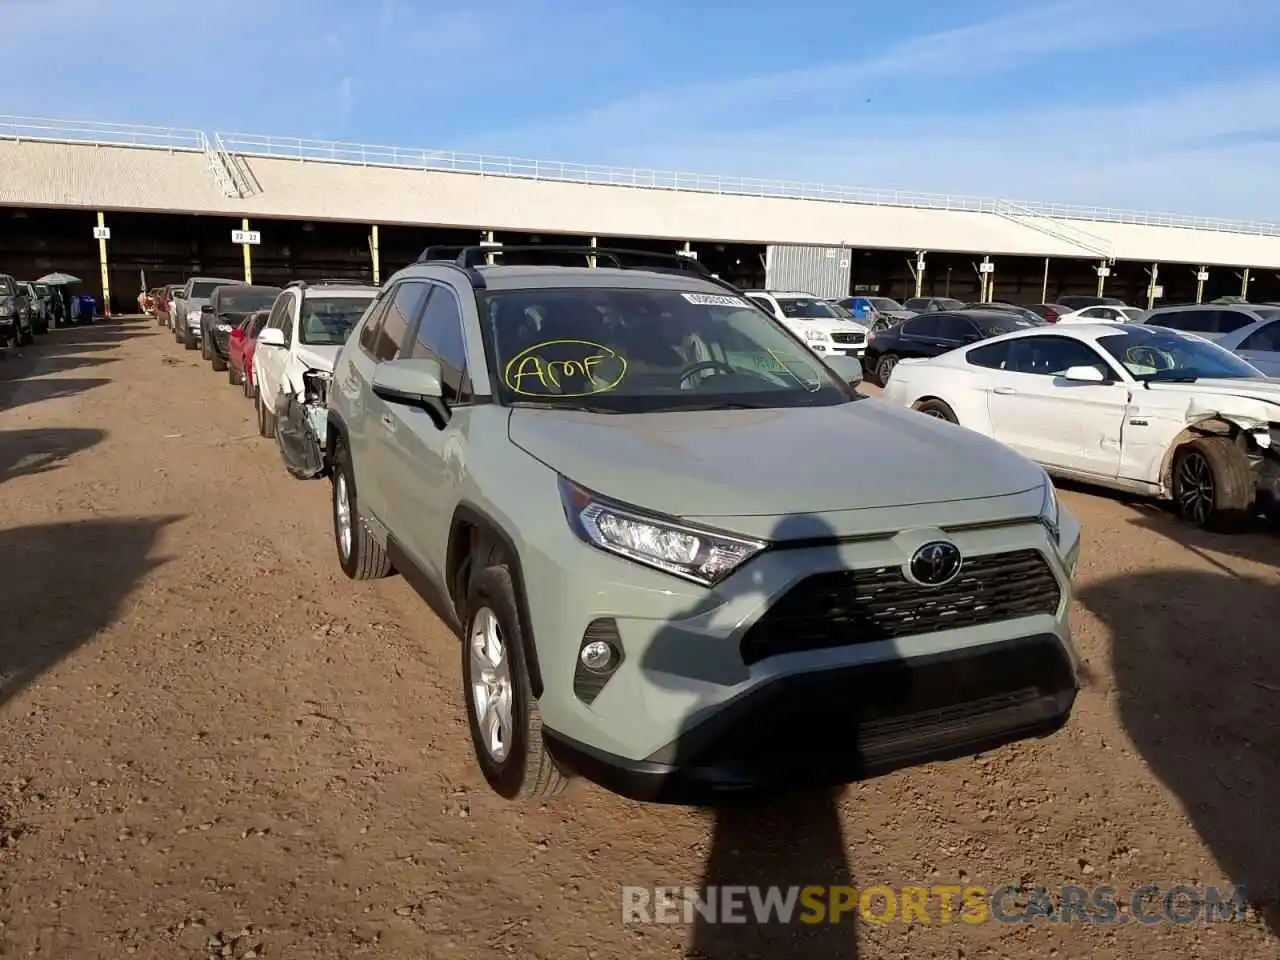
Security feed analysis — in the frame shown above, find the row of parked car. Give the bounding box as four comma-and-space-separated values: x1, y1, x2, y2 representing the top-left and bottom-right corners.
0, 274, 58, 349
147, 244, 1273, 812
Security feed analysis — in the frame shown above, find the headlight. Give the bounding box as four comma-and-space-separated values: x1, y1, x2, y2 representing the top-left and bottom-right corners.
558, 477, 766, 586
1039, 473, 1060, 545
803, 329, 828, 342
188, 309, 202, 321
0, 305, 12, 317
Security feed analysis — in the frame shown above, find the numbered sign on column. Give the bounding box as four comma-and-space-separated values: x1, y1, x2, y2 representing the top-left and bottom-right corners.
232, 229, 261, 245
92, 226, 111, 240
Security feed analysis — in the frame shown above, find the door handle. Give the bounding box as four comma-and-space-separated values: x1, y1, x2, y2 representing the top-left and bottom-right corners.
992, 386, 1018, 395
380, 414, 395, 430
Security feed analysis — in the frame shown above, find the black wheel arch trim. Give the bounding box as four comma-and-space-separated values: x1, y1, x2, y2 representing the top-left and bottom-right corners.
448, 503, 544, 699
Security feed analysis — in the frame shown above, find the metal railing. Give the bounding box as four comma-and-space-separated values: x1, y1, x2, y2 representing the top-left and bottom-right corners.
3, 114, 1279, 239
212, 131, 1280, 238
0, 115, 205, 151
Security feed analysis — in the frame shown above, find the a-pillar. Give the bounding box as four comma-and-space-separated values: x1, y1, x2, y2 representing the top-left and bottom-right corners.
96, 211, 111, 318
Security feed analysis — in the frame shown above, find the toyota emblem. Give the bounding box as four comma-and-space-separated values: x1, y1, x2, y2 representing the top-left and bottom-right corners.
908, 541, 963, 586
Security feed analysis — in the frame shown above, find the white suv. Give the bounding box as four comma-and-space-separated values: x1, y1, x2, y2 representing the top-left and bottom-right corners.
253, 280, 378, 477
744, 290, 870, 359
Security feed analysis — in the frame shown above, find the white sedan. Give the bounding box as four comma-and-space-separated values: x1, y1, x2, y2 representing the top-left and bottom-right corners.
1055, 304, 1148, 324
881, 323, 1280, 529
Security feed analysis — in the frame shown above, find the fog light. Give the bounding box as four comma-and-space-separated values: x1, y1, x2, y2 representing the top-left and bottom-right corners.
579, 640, 614, 672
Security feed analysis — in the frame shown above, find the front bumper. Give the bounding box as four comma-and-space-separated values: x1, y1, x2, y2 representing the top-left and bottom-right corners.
546, 633, 1076, 804
519, 475, 1082, 802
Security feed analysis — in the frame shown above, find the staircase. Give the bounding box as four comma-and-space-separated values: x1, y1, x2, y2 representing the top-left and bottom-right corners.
203, 133, 260, 199
993, 199, 1114, 262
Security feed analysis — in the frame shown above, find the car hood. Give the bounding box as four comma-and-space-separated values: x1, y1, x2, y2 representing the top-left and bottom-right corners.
295, 343, 341, 373
785, 317, 870, 336
1146, 377, 1280, 421
508, 401, 1047, 533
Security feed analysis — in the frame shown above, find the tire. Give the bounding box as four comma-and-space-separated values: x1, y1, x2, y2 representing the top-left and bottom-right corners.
200, 327, 212, 360
256, 390, 276, 439
1171, 436, 1254, 531
183, 327, 197, 350
173, 324, 182, 343
228, 360, 241, 386
875, 353, 899, 386
330, 439, 392, 580
211, 350, 227, 372
463, 564, 567, 800
243, 370, 254, 399
156, 312, 165, 327
19, 323, 34, 346
915, 398, 958, 422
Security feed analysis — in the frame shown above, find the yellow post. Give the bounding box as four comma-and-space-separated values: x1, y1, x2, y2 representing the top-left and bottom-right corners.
1241, 267, 1250, 299
1195, 265, 1206, 304
241, 218, 253, 283
1040, 257, 1050, 303
96, 211, 111, 318
588, 235, 598, 269
370, 224, 381, 284
1095, 261, 1106, 297
1146, 262, 1159, 311
914, 251, 925, 298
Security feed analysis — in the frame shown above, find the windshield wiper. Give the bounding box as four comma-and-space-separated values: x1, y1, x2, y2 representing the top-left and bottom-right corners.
508, 400, 623, 413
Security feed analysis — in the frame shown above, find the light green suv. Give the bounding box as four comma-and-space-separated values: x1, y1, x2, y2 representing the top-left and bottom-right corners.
324, 246, 1082, 804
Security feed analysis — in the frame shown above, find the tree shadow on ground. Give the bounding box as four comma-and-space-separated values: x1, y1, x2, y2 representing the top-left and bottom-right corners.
1078, 567, 1280, 933
0, 428, 106, 486
0, 516, 181, 709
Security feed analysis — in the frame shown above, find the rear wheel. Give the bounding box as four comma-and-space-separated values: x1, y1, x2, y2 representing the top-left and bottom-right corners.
183, 327, 197, 350
330, 439, 391, 580
228, 359, 241, 386
1171, 436, 1253, 530
915, 398, 958, 422
211, 350, 227, 372
256, 390, 277, 438
875, 353, 899, 386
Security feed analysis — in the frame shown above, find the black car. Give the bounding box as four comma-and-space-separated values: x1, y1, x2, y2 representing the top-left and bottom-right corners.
863, 309, 1041, 386
962, 301, 1046, 324
0, 274, 34, 347
200, 284, 283, 372
902, 296, 966, 313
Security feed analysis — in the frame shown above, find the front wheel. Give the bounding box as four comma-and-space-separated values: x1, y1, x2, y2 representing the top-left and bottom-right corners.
1172, 436, 1253, 530
463, 565, 567, 801
330, 440, 392, 580
915, 398, 958, 422
211, 350, 227, 372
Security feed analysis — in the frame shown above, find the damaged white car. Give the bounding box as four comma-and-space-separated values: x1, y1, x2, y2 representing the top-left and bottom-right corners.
881, 322, 1280, 529
252, 280, 378, 479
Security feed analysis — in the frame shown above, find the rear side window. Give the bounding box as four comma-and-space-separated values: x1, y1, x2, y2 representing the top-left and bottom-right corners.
934, 315, 978, 341
900, 316, 939, 338
966, 340, 1012, 369
1214, 310, 1252, 334
1239, 319, 1280, 352
1147, 310, 1203, 332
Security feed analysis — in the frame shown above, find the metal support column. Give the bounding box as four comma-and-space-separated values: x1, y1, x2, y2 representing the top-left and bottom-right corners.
588, 236, 597, 268
1040, 258, 1050, 304
1095, 260, 1109, 297
1194, 265, 1207, 303
1146, 262, 1159, 311
911, 251, 926, 298
369, 225, 380, 284
1241, 267, 1251, 298
241, 218, 253, 284
483, 230, 496, 265
96, 211, 111, 318
981, 255, 993, 302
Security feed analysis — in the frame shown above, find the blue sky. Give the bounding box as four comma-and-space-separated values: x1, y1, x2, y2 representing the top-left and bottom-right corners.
5, 0, 1280, 218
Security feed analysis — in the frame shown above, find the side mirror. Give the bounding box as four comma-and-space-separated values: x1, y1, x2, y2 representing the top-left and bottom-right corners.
257, 327, 286, 348
372, 358, 444, 406
823, 353, 863, 386
201, 303, 214, 313
1061, 365, 1106, 383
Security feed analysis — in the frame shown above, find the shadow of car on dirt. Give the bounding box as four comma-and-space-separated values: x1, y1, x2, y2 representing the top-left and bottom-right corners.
1121, 507, 1280, 572
1078, 567, 1280, 935
0, 515, 181, 710
0, 428, 106, 485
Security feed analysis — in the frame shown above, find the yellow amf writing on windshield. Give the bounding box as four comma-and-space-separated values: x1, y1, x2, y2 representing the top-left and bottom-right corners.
503, 339, 628, 397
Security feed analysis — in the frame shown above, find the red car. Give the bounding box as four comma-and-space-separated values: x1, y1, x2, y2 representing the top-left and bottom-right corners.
228, 308, 269, 396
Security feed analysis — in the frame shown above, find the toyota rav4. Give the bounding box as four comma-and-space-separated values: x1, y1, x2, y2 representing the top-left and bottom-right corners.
323, 246, 1083, 804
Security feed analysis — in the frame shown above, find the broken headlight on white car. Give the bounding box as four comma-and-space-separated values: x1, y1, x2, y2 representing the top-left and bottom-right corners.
1039, 473, 1061, 545
302, 369, 331, 406
558, 477, 766, 586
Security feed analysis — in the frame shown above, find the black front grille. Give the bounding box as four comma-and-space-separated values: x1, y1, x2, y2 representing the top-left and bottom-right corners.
741, 549, 1061, 665
830, 331, 865, 345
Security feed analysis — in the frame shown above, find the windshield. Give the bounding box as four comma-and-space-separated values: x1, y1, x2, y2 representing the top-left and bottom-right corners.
482, 287, 855, 412
299, 295, 374, 345
1119, 307, 1148, 321
190, 280, 237, 299
774, 296, 842, 319
217, 288, 280, 313
870, 298, 902, 311
1097, 329, 1263, 381
973, 314, 1043, 336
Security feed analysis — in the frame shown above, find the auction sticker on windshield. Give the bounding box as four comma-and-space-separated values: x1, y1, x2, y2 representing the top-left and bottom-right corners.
503, 339, 628, 397
681, 293, 748, 307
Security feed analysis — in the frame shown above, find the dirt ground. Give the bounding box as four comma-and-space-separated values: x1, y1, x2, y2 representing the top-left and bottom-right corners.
0, 318, 1277, 960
